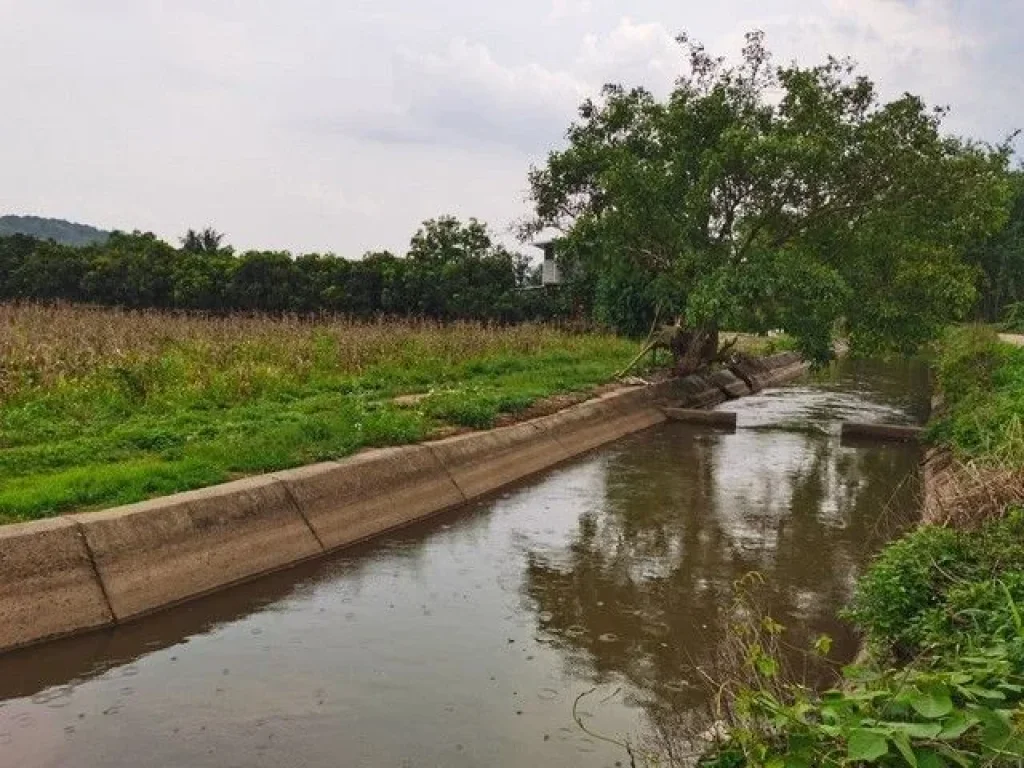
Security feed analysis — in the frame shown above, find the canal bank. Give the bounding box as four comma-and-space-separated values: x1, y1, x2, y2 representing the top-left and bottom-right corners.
696, 330, 1024, 767
0, 353, 809, 655
0, 357, 926, 768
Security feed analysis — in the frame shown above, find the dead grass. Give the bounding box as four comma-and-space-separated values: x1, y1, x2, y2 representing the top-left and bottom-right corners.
922, 450, 1024, 528
0, 302, 621, 401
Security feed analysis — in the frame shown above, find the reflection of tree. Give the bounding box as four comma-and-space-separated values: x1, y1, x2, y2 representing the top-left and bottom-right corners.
522, 388, 922, 721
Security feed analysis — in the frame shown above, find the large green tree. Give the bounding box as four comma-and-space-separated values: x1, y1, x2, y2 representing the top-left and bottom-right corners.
526, 32, 1013, 368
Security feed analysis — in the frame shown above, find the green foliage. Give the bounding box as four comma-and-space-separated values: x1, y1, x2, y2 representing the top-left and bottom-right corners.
699, 508, 1024, 767
1001, 302, 1024, 334
527, 31, 1012, 361
969, 171, 1024, 323
702, 646, 1024, 767
846, 511, 1024, 660
0, 216, 561, 323
929, 326, 1024, 463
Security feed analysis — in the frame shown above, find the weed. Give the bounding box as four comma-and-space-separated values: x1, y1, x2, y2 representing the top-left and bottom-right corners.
847, 510, 1024, 662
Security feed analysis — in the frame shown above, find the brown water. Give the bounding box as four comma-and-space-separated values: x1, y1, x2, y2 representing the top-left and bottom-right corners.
0, 359, 927, 768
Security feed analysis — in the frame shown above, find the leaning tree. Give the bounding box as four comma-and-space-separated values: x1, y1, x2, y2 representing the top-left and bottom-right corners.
525, 32, 1013, 373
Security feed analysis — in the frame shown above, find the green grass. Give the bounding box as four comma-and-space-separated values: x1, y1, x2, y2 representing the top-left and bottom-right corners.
928, 325, 1024, 463
0, 307, 643, 522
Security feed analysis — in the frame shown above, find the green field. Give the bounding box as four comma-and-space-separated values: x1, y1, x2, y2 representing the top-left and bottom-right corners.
0, 303, 644, 522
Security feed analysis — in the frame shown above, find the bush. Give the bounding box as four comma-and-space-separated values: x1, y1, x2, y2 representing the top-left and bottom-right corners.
847, 510, 1024, 660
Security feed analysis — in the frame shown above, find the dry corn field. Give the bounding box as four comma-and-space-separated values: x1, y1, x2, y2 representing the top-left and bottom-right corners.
0, 303, 628, 400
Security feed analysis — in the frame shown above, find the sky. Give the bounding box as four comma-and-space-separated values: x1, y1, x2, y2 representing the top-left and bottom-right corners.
1, 0, 1021, 256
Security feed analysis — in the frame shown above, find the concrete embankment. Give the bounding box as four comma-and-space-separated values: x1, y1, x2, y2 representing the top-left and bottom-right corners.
0, 352, 807, 654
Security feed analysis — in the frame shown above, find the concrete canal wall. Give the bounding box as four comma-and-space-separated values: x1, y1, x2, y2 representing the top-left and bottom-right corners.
0, 352, 807, 654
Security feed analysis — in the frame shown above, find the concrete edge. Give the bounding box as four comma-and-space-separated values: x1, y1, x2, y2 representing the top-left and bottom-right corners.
0, 353, 807, 654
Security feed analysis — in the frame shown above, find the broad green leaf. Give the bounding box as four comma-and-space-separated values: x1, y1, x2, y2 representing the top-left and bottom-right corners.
959, 685, 1006, 701
936, 712, 978, 740
909, 684, 954, 719
889, 731, 917, 766
848, 728, 889, 762
976, 707, 1014, 750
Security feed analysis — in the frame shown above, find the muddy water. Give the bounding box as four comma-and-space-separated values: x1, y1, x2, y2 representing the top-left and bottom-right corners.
0, 359, 927, 768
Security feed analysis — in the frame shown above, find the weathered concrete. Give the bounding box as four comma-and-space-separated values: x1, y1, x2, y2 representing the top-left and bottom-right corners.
662, 408, 738, 428
840, 422, 923, 443
428, 422, 568, 500
531, 396, 656, 461
0, 518, 114, 651
676, 373, 728, 409
600, 386, 669, 432
729, 351, 808, 391
276, 446, 464, 551
0, 352, 810, 655
74, 476, 323, 621
706, 368, 752, 398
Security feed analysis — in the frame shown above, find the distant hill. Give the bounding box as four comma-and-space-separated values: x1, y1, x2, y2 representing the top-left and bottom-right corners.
0, 215, 110, 246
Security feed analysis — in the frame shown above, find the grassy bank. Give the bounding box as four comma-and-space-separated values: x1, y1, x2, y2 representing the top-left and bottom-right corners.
0, 303, 644, 522
928, 325, 1024, 466
695, 328, 1024, 767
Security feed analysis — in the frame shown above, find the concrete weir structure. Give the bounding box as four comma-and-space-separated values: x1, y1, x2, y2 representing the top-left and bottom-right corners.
0, 352, 807, 655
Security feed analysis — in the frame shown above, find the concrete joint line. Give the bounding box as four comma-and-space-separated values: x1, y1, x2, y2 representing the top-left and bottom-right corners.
426, 443, 469, 503
277, 478, 326, 553
70, 517, 117, 625
527, 421, 574, 465
539, 420, 574, 458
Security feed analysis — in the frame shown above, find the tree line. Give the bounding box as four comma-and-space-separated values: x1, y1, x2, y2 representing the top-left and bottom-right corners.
0, 216, 567, 322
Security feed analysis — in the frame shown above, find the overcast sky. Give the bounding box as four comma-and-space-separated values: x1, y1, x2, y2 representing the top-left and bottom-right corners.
2, 0, 1021, 256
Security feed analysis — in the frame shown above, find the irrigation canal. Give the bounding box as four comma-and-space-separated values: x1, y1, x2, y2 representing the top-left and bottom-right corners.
0, 359, 929, 767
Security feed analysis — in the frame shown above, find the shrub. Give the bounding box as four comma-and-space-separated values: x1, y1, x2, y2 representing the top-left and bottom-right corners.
847, 510, 1024, 660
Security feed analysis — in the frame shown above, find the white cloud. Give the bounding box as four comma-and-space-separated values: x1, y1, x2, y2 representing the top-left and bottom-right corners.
577, 17, 682, 94
548, 0, 593, 21
344, 18, 685, 153
743, 0, 996, 138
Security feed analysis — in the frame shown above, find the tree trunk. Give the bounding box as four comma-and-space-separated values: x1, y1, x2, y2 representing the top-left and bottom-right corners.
671, 322, 719, 376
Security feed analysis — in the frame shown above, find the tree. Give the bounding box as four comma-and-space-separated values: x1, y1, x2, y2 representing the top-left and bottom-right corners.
406, 216, 525, 320
180, 227, 229, 255
81, 231, 179, 308
526, 32, 1012, 369
228, 251, 301, 312
969, 170, 1024, 322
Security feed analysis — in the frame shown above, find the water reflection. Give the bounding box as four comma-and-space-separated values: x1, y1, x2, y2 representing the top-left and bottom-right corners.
523, 365, 923, 725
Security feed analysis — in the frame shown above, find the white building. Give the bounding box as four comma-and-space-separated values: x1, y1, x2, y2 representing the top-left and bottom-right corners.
532, 234, 563, 286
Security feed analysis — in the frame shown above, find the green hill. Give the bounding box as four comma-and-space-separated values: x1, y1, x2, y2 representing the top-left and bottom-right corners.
0, 215, 110, 246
